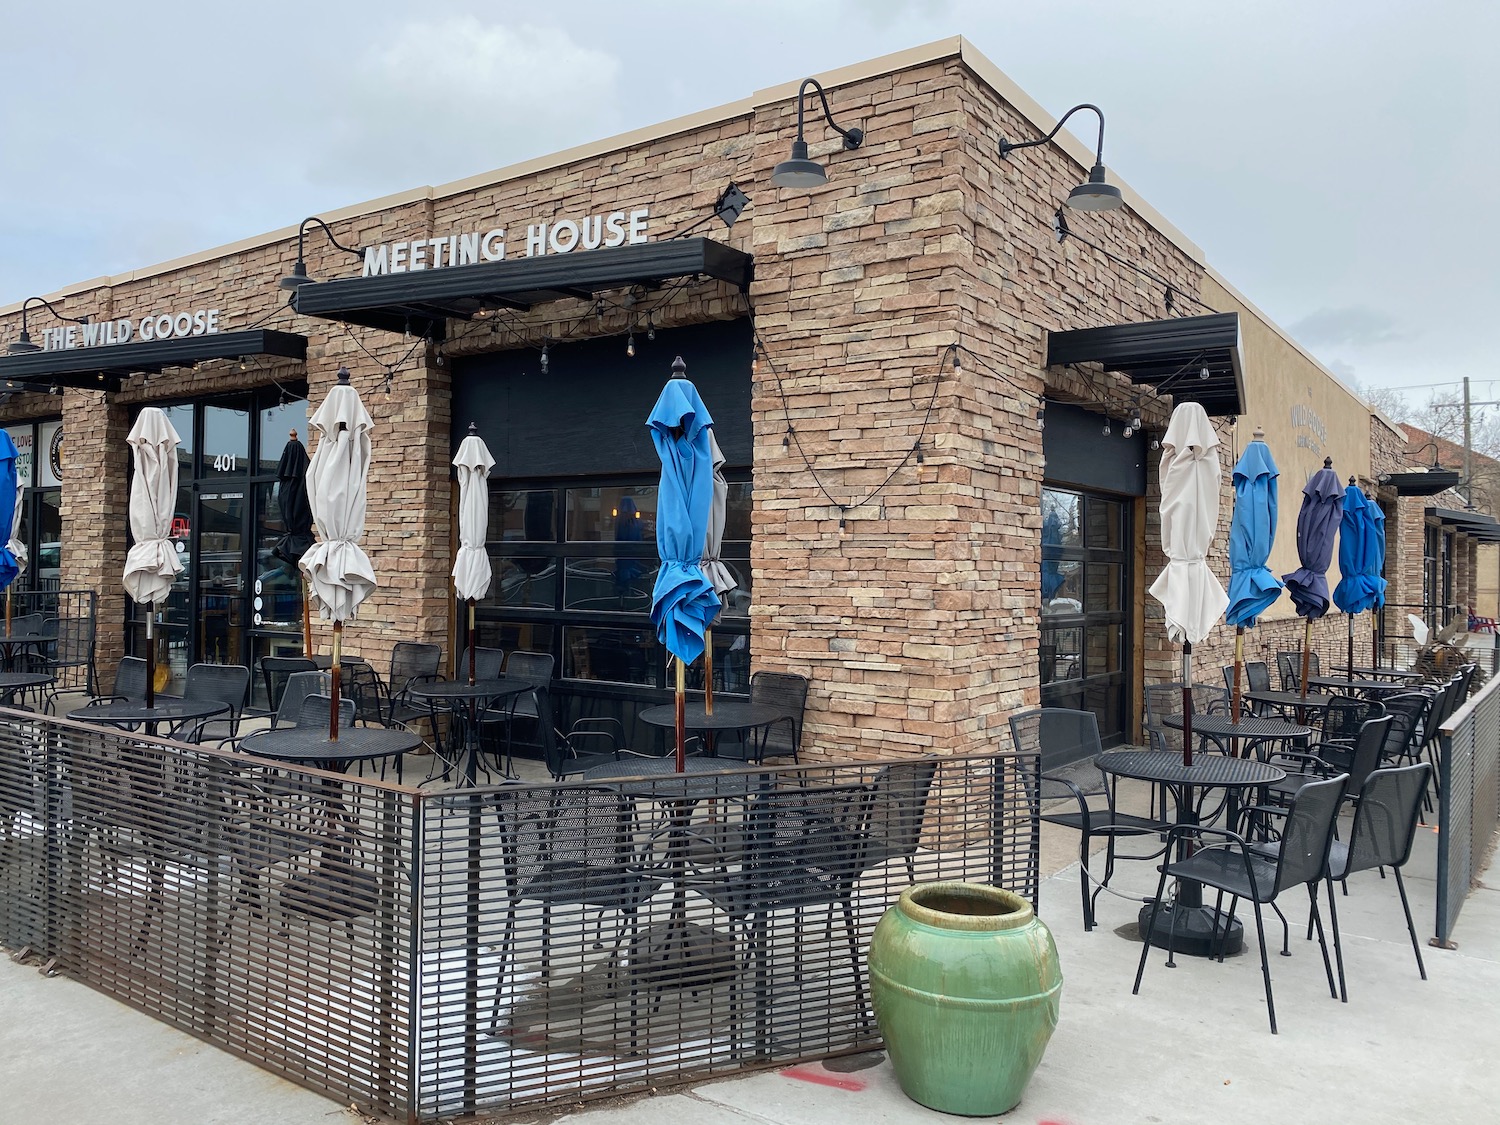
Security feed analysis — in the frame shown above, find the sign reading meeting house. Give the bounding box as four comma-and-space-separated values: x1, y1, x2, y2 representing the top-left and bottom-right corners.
361, 207, 651, 277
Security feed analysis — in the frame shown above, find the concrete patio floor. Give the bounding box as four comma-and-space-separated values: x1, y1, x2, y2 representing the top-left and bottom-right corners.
2, 774, 1495, 1125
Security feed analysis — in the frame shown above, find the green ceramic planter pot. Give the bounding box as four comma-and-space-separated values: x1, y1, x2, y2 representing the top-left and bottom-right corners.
868, 881, 1062, 1117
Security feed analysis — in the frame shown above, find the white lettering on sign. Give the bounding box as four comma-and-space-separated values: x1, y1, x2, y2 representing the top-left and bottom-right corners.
43, 309, 218, 352
211, 454, 238, 473
362, 208, 650, 277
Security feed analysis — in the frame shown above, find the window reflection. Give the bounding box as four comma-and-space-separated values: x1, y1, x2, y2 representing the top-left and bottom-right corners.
489, 556, 556, 608
566, 485, 658, 543
564, 626, 656, 686
491, 490, 556, 543
258, 398, 309, 475
202, 405, 249, 479
565, 556, 658, 612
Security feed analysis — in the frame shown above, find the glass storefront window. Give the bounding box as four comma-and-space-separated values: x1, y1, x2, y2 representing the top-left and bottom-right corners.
202, 405, 249, 480
565, 485, 658, 543
258, 398, 310, 475
6, 426, 34, 487
253, 482, 303, 629
489, 556, 557, 608
563, 625, 657, 686
492, 490, 557, 543
564, 555, 658, 613
36, 489, 60, 589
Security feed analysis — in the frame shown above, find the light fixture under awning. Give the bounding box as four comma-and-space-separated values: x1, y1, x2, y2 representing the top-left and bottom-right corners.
1380, 467, 1463, 496
0, 329, 307, 393
290, 238, 754, 341
1046, 312, 1245, 417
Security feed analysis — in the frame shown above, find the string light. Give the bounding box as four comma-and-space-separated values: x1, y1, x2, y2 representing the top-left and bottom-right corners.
1102, 418, 1111, 436
626, 332, 636, 358
540, 341, 550, 374
1199, 365, 1211, 380
646, 316, 656, 342
1036, 407, 1045, 431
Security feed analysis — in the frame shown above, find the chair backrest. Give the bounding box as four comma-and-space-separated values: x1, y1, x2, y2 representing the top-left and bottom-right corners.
1246, 660, 1272, 694
260, 656, 316, 714
1344, 715, 1394, 795
1343, 763, 1433, 875
1144, 684, 1225, 754
1009, 707, 1103, 762
458, 646, 505, 681
294, 692, 355, 731
495, 785, 649, 888
111, 656, 149, 703
862, 759, 939, 874
750, 670, 809, 756
10, 613, 45, 637
747, 781, 874, 890
1274, 773, 1349, 895
1307, 651, 1321, 677
504, 650, 555, 685
1321, 695, 1381, 743
1429, 675, 1466, 733
1276, 652, 1300, 691
183, 663, 251, 718
276, 671, 332, 727
390, 642, 442, 695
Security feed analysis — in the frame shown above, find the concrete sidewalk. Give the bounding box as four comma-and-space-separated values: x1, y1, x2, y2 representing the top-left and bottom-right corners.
3, 806, 1495, 1125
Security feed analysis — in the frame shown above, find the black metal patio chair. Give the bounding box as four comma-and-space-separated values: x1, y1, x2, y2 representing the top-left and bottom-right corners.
1134, 773, 1348, 1034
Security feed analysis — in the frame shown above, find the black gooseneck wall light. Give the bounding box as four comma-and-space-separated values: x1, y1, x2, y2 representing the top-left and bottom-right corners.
278, 216, 365, 290
6, 296, 90, 355
770, 78, 865, 190
999, 103, 1124, 212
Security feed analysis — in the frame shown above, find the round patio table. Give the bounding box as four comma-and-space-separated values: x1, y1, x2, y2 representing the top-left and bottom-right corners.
1097, 749, 1285, 957
1243, 689, 1337, 718
409, 678, 530, 785
68, 697, 228, 738
1341, 666, 1424, 682
0, 628, 56, 671
1308, 675, 1416, 697
639, 700, 793, 762
583, 754, 767, 801
1163, 713, 1313, 760
237, 725, 421, 770
0, 671, 54, 705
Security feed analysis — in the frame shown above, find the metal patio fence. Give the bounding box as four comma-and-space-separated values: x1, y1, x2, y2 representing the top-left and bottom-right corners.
1435, 672, 1500, 947
0, 712, 1039, 1121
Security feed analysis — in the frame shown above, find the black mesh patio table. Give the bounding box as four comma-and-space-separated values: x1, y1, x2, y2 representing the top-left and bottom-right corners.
1162, 713, 1312, 760
0, 671, 53, 704
68, 698, 228, 737
638, 700, 793, 761
1097, 748, 1285, 958
1244, 689, 1337, 714
409, 678, 530, 785
583, 755, 767, 801
1309, 675, 1417, 696
237, 726, 422, 769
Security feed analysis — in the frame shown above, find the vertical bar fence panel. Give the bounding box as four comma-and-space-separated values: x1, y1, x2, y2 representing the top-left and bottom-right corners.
2, 720, 1039, 1122
0, 711, 420, 1119
1435, 674, 1500, 946
415, 750, 1039, 1119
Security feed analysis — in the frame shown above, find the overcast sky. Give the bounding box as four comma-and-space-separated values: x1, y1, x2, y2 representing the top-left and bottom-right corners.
2, 0, 1494, 397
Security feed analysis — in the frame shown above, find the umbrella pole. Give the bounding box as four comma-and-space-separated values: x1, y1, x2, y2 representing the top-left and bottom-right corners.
467, 600, 476, 685
1372, 608, 1380, 670
145, 610, 156, 709
330, 621, 343, 742
675, 657, 686, 772
704, 625, 714, 715
1181, 641, 1193, 768
1347, 613, 1355, 678
1232, 627, 1244, 755
1300, 618, 1312, 701
302, 579, 312, 656
4, 588, 10, 635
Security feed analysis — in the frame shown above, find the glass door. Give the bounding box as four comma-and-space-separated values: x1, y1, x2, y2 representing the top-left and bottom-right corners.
1040, 486, 1132, 751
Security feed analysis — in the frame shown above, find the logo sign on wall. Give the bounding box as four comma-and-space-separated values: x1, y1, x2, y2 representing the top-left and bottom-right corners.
47, 425, 63, 483
5, 427, 33, 487
39, 308, 221, 352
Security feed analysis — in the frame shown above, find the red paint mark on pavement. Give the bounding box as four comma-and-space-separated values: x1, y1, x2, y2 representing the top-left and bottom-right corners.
779, 1064, 867, 1092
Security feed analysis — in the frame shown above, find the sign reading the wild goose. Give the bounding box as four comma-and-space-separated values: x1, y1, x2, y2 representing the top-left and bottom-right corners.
39, 308, 221, 351
361, 207, 651, 277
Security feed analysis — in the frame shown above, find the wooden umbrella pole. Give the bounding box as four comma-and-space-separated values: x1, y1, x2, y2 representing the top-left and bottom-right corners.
704, 625, 714, 715
1231, 627, 1244, 756
145, 611, 156, 709
330, 621, 343, 742
302, 579, 313, 656
468, 601, 476, 685
1300, 618, 1312, 701
1346, 614, 1355, 679
675, 657, 686, 772
1181, 641, 1193, 768
1372, 609, 1380, 670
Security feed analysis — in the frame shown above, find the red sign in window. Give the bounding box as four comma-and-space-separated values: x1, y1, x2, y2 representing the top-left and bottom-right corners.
170, 516, 191, 539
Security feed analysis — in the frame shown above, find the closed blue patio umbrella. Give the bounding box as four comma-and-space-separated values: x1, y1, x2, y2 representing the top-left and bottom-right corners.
648, 356, 721, 769
1333, 481, 1387, 674
1041, 509, 1066, 603
1225, 428, 1283, 720
1282, 456, 1344, 698
0, 430, 21, 632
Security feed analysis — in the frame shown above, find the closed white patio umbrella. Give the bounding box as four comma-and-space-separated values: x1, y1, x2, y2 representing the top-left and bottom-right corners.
300, 367, 376, 738
452, 423, 495, 684
1147, 401, 1228, 764
124, 408, 184, 708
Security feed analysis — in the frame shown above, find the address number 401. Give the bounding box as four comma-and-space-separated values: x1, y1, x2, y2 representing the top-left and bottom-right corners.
212, 454, 238, 472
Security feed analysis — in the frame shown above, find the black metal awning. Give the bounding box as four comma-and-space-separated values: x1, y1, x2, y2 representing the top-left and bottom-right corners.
1429, 506, 1500, 543
0, 329, 307, 393
1380, 467, 1463, 496
290, 238, 754, 340
1045, 312, 1245, 416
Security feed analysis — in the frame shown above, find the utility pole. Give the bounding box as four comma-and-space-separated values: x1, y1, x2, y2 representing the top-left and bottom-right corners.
1465, 377, 1474, 510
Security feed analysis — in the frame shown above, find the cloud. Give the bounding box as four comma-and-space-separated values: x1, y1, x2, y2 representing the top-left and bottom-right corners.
1287, 305, 1403, 349
310, 18, 624, 193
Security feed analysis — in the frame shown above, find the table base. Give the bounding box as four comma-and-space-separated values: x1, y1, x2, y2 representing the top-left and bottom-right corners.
626, 921, 738, 992
1138, 900, 1244, 958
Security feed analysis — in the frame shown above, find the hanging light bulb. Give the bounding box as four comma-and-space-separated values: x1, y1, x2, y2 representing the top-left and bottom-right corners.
646, 316, 656, 342
1199, 365, 1211, 380
1122, 425, 1134, 438
782, 427, 791, 453
626, 332, 636, 358
1102, 418, 1111, 436
839, 512, 849, 535
1036, 406, 1045, 432
540, 342, 550, 374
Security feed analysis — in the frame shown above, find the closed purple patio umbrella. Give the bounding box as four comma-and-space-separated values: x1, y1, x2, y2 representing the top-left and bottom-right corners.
1282, 456, 1344, 698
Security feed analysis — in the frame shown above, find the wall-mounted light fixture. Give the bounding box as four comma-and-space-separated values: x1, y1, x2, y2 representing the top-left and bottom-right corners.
999, 103, 1123, 212
5, 296, 90, 355
279, 217, 364, 290
770, 78, 865, 190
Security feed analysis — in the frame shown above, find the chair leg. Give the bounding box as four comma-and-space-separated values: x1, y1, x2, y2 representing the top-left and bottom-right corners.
1270, 901, 1291, 956
1324, 878, 1347, 1003
1078, 830, 1095, 931
1393, 868, 1428, 981
1305, 882, 1337, 1000
840, 897, 870, 1034
1133, 864, 1171, 995
1251, 898, 1277, 1034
